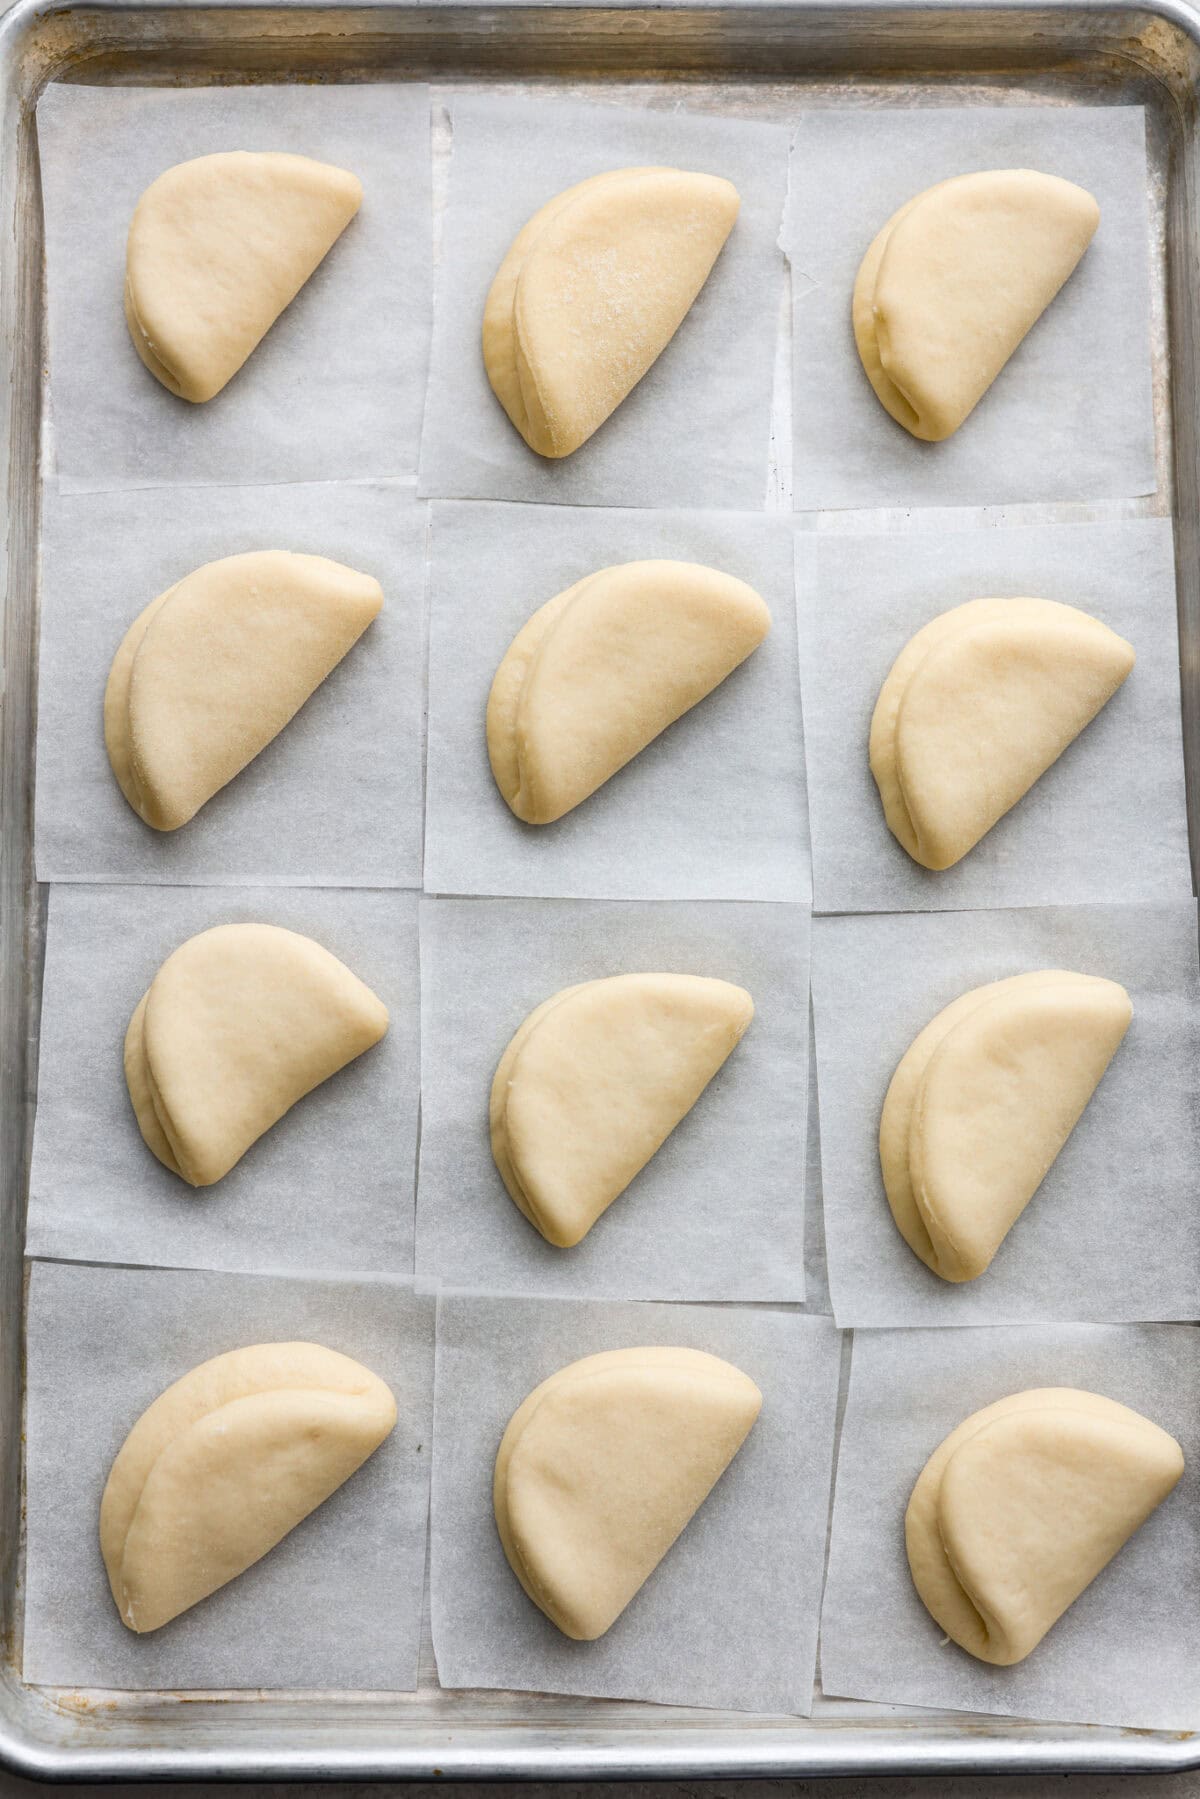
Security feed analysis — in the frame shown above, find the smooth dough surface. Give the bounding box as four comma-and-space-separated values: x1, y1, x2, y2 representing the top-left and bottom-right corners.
101, 1341, 396, 1633
869, 596, 1135, 870
487, 559, 771, 825
124, 922, 389, 1187
852, 169, 1099, 440
125, 151, 362, 403
482, 167, 739, 458
880, 971, 1132, 1282
490, 973, 754, 1247
494, 1346, 761, 1639
906, 1388, 1182, 1664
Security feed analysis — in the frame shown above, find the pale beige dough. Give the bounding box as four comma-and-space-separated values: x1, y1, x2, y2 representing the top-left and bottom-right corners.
101, 1341, 396, 1633
487, 560, 770, 825
482, 168, 739, 458
494, 1346, 761, 1639
125, 151, 362, 403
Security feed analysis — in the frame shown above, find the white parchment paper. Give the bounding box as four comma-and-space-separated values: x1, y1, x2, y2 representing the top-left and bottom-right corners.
424, 503, 809, 902
27, 886, 420, 1277
39, 83, 432, 491
430, 1291, 841, 1712
34, 480, 427, 887
416, 896, 810, 1301
799, 517, 1189, 913
419, 93, 788, 511
785, 106, 1156, 510
23, 1261, 435, 1690
820, 1323, 1200, 1730
811, 903, 1200, 1328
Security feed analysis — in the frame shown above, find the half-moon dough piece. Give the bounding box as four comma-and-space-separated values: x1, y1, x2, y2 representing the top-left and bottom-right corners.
853, 169, 1099, 440
906, 1388, 1182, 1664
124, 923, 389, 1187
487, 560, 771, 824
495, 1346, 761, 1639
880, 971, 1132, 1282
491, 973, 754, 1247
105, 551, 383, 832
101, 1341, 396, 1632
870, 596, 1135, 870
483, 167, 740, 457
125, 151, 363, 402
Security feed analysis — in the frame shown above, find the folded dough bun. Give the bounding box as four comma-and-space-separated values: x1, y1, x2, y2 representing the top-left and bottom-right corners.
125, 923, 389, 1187
105, 551, 383, 832
487, 560, 771, 824
881, 971, 1131, 1283
495, 1347, 761, 1639
870, 596, 1135, 870
491, 973, 754, 1248
125, 151, 362, 402
483, 167, 739, 457
906, 1388, 1182, 1665
853, 169, 1099, 441
101, 1342, 397, 1633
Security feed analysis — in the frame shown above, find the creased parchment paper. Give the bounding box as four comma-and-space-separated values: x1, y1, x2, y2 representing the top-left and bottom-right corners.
27, 886, 419, 1277
425, 503, 809, 902
785, 106, 1156, 510
23, 1261, 435, 1691
39, 83, 431, 491
35, 480, 427, 887
811, 903, 1200, 1328
417, 896, 809, 1301
799, 517, 1189, 913
430, 1291, 840, 1712
419, 93, 787, 511
820, 1323, 1200, 1730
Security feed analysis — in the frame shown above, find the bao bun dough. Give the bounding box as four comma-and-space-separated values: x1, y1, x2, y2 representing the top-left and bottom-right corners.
483, 167, 739, 458
853, 169, 1099, 440
870, 596, 1135, 870
491, 973, 754, 1247
906, 1388, 1182, 1664
104, 551, 383, 832
881, 971, 1132, 1282
487, 560, 771, 825
125, 922, 388, 1186
494, 1347, 761, 1639
101, 1341, 396, 1632
125, 151, 362, 403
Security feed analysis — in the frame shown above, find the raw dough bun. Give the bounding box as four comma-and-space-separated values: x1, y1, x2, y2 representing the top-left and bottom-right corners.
881, 971, 1132, 1282
483, 167, 739, 458
906, 1388, 1182, 1664
125, 151, 362, 403
101, 1341, 396, 1633
494, 1346, 761, 1639
104, 551, 383, 832
125, 923, 388, 1187
870, 596, 1135, 870
491, 973, 754, 1247
487, 559, 770, 824
853, 169, 1099, 440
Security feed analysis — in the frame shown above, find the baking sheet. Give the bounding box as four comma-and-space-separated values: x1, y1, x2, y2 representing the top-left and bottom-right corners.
419, 93, 788, 511
39, 83, 432, 491
26, 885, 420, 1277
416, 896, 810, 1301
430, 1290, 841, 1712
820, 1322, 1200, 1730
810, 902, 1200, 1328
22, 1260, 434, 1690
785, 105, 1156, 510
798, 516, 1189, 913
34, 480, 427, 887
424, 502, 809, 902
